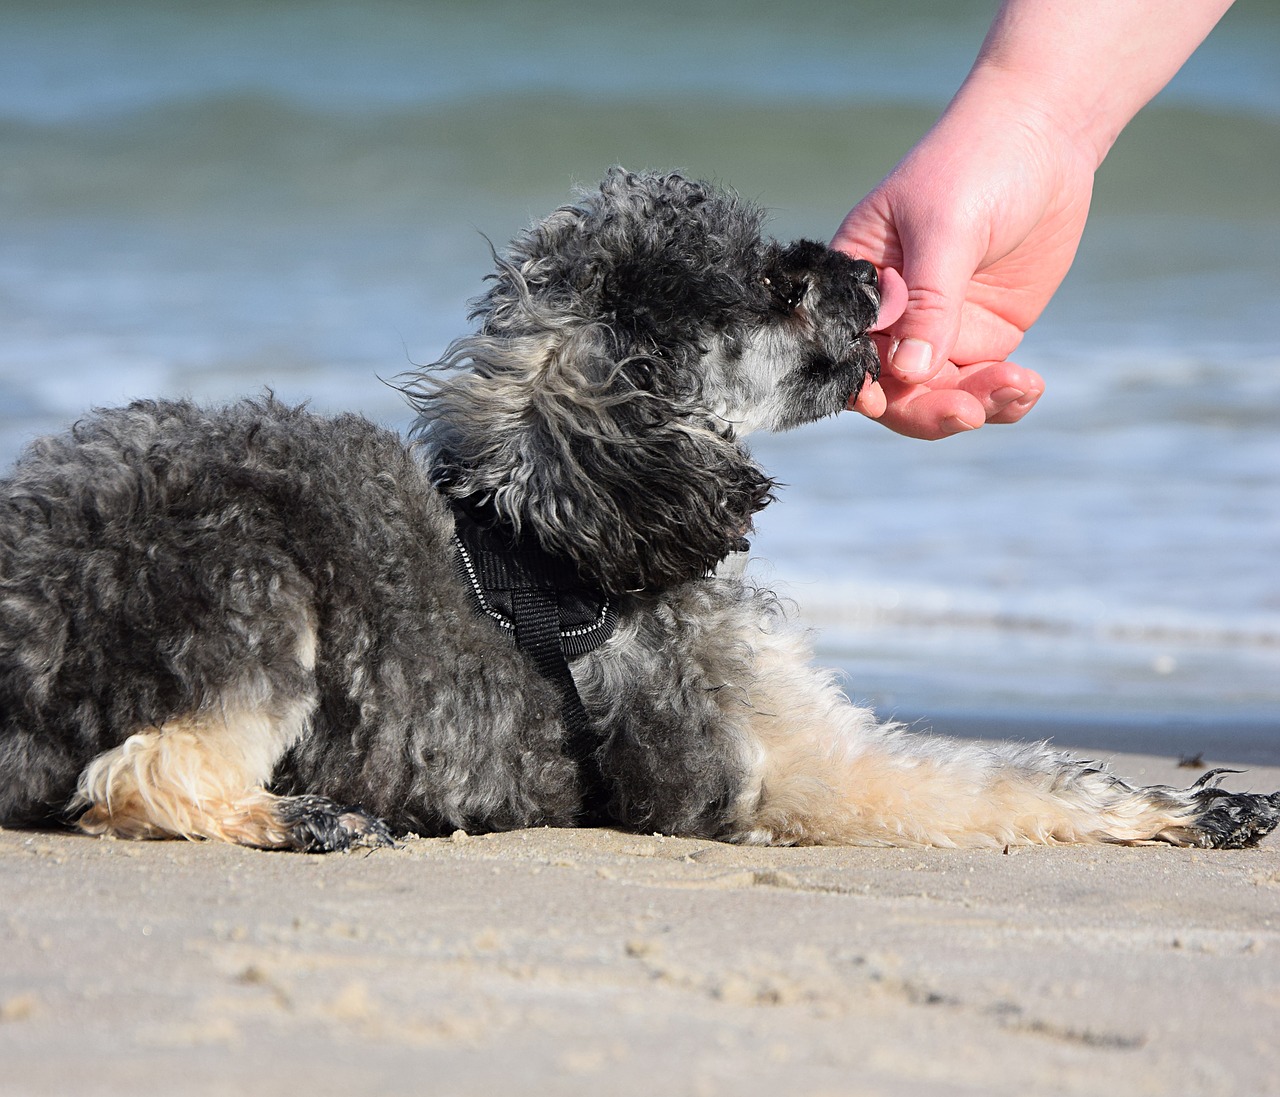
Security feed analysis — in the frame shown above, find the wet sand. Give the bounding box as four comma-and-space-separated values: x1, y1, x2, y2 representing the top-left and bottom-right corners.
2, 745, 1278, 1097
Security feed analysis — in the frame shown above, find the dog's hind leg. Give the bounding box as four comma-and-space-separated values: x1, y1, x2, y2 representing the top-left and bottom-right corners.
72, 696, 391, 852
72, 701, 391, 853
728, 630, 1280, 849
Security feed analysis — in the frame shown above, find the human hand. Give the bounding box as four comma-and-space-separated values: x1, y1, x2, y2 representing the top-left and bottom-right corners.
848, 269, 1037, 431
836, 72, 1096, 438
839, 0, 1235, 439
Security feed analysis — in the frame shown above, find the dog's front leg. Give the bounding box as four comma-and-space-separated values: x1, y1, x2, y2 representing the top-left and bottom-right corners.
729, 630, 1280, 849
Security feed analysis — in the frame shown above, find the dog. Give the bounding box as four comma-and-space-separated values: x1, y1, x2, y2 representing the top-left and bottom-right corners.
1, 168, 1277, 853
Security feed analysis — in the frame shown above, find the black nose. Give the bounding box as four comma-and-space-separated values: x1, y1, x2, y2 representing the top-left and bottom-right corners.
850, 259, 878, 287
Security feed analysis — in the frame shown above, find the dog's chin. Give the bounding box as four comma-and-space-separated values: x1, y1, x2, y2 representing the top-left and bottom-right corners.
770, 340, 879, 432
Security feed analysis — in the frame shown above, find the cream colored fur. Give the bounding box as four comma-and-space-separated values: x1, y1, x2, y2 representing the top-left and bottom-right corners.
73, 695, 315, 847
724, 615, 1201, 848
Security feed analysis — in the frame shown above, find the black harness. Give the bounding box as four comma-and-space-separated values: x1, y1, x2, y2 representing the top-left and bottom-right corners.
448, 494, 751, 824
449, 499, 618, 821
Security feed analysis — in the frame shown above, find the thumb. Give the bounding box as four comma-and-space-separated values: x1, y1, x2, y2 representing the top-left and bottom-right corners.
881, 237, 978, 384
833, 202, 977, 385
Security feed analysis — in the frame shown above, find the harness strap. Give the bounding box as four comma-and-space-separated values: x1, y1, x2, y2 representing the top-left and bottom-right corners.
508, 587, 611, 822
445, 493, 748, 827
448, 499, 616, 823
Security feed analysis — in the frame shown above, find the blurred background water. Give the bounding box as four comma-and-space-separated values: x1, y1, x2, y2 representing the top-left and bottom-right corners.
2, 0, 1278, 737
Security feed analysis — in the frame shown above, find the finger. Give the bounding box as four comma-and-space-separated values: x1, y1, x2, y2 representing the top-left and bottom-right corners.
873, 385, 986, 441
870, 266, 907, 331
850, 378, 887, 418
986, 389, 1042, 425
953, 362, 1045, 424
883, 236, 988, 388
831, 201, 975, 390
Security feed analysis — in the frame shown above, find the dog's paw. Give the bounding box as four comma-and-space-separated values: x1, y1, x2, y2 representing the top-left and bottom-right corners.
1162, 772, 1280, 849
274, 795, 396, 853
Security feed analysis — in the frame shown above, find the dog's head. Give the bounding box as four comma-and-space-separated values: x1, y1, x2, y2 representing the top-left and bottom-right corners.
410, 168, 882, 593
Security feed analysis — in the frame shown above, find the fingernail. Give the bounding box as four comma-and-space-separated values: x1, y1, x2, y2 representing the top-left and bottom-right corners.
891, 338, 934, 378
990, 387, 1026, 406
941, 415, 978, 435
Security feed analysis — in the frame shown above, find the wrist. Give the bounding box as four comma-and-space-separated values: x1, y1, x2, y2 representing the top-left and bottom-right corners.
958, 0, 1235, 170
950, 58, 1118, 174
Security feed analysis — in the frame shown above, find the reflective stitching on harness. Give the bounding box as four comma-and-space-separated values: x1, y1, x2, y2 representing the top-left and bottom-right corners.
452, 534, 514, 632
452, 534, 615, 641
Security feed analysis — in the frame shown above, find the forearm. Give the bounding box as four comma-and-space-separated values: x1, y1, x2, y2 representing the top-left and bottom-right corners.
959, 0, 1234, 167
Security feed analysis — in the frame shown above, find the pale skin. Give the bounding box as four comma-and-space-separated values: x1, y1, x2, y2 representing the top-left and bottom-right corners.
840, 0, 1235, 440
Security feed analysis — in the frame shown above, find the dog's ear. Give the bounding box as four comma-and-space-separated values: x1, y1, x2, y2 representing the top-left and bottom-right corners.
407, 169, 781, 591
410, 324, 775, 593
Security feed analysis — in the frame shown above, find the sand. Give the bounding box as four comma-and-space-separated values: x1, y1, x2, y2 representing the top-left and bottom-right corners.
2, 742, 1278, 1097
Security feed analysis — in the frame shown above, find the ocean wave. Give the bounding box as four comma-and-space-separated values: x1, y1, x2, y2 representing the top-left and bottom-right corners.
3, 0, 1278, 124
795, 580, 1280, 719
794, 581, 1280, 653
2, 94, 1278, 223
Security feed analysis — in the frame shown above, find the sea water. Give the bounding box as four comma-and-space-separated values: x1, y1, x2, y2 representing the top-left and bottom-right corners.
2, 0, 1277, 732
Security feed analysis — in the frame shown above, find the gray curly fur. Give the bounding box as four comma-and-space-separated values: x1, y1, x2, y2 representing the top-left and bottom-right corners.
0, 397, 579, 835
409, 169, 880, 593
2, 168, 1277, 853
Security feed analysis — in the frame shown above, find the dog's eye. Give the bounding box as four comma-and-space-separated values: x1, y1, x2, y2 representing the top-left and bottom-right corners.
763, 274, 807, 312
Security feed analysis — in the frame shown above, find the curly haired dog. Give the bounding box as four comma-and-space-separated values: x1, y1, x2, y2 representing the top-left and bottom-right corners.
1, 169, 1277, 852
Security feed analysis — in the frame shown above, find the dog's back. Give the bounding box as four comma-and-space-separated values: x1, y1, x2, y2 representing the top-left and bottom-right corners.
0, 395, 580, 845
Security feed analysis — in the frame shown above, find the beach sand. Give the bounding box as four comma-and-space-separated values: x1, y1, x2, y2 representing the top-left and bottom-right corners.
2, 739, 1278, 1097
